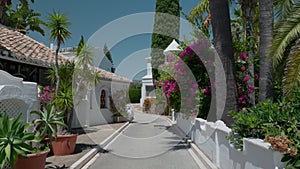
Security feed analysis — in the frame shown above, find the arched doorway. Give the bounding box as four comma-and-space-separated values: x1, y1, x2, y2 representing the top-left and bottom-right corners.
100, 90, 106, 108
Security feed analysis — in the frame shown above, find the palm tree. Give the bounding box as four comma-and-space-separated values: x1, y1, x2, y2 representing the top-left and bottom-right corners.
189, 0, 210, 37
259, 0, 274, 100
73, 41, 100, 110
209, 0, 238, 126
48, 61, 75, 130
47, 11, 71, 96
269, 1, 299, 96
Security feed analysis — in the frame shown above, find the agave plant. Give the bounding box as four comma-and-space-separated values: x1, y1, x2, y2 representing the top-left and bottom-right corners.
30, 105, 67, 142
0, 113, 35, 169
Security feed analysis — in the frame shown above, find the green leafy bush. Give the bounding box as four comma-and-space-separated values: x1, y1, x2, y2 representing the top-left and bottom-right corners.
129, 88, 141, 103
0, 113, 35, 168
228, 89, 300, 168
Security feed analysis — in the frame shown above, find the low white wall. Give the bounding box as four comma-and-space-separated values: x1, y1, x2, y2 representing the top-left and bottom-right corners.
0, 70, 39, 123
175, 113, 285, 169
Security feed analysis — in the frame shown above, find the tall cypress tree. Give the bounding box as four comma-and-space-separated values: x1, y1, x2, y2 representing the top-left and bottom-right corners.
151, 0, 180, 81
103, 44, 115, 73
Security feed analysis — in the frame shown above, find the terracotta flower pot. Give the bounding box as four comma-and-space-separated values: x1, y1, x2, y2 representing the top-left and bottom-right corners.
15, 150, 49, 169
51, 134, 78, 156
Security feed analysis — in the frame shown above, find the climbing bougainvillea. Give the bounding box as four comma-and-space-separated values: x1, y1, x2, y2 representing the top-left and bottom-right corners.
155, 36, 212, 118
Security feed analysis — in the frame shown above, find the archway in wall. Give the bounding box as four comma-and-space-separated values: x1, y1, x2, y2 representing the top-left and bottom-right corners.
100, 90, 106, 108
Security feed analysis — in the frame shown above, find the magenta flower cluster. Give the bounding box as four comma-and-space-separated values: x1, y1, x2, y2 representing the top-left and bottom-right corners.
38, 85, 55, 105
237, 52, 259, 108
155, 38, 212, 118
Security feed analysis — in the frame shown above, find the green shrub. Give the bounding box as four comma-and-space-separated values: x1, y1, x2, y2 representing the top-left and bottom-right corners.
129, 88, 141, 103
228, 89, 300, 168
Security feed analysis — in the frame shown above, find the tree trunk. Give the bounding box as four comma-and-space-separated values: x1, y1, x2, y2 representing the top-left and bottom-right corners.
55, 43, 60, 97
241, 0, 257, 106
209, 0, 238, 126
259, 0, 274, 101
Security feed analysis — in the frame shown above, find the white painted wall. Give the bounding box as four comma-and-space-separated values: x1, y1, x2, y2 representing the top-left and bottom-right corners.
0, 70, 39, 122
72, 78, 130, 128
175, 113, 286, 169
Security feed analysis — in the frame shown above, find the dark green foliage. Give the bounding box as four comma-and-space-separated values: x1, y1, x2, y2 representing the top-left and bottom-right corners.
77, 35, 85, 56
2, 0, 45, 36
5, 4, 45, 35
151, 0, 180, 81
48, 61, 75, 130
129, 88, 141, 103
228, 89, 300, 168
103, 44, 114, 72
0, 113, 35, 169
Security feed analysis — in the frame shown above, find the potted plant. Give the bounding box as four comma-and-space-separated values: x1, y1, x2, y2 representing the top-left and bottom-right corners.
30, 104, 70, 153
110, 95, 129, 123
0, 113, 49, 169
46, 61, 79, 156
52, 80, 78, 156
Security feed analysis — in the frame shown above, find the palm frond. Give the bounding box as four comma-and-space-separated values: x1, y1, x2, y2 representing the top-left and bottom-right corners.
190, 0, 209, 21
274, 0, 296, 21
47, 11, 71, 44
283, 39, 300, 96
270, 6, 300, 67
76, 44, 94, 66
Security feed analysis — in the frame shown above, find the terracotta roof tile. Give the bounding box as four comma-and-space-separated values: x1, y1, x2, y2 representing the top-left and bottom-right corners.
0, 24, 65, 66
0, 24, 131, 83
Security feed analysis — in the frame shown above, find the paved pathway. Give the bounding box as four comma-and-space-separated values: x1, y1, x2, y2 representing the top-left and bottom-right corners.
87, 112, 200, 169
46, 123, 125, 168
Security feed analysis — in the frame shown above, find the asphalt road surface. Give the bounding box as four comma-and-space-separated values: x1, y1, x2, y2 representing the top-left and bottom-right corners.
88, 112, 200, 169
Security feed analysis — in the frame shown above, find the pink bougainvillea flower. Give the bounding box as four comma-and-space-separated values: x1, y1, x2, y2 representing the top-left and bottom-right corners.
193, 83, 199, 89
168, 55, 174, 62
241, 66, 246, 71
191, 111, 196, 118
179, 51, 187, 58
168, 82, 176, 93
174, 62, 181, 70
190, 42, 202, 53
238, 96, 244, 102
240, 52, 248, 60
249, 85, 255, 90
202, 88, 211, 95
190, 88, 196, 96
243, 75, 249, 82
187, 98, 192, 105
254, 74, 259, 79
185, 46, 194, 55
237, 88, 243, 94
249, 85, 255, 94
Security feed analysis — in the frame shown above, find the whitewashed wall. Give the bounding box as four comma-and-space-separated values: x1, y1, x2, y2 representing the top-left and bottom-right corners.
0, 70, 39, 123
72, 79, 130, 128
175, 113, 286, 169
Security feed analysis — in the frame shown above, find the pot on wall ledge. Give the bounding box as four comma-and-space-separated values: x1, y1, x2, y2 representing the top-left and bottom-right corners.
51, 134, 78, 156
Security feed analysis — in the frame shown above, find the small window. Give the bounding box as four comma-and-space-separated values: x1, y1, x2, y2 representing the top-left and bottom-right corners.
100, 90, 106, 108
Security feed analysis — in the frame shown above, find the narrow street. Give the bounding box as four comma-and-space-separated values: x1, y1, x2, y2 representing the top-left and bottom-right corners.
87, 112, 200, 169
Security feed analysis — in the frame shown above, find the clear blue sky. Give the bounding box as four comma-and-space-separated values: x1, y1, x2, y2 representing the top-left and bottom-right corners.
27, 0, 199, 79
